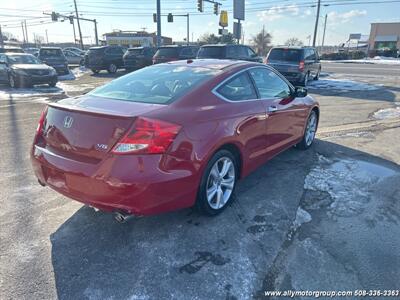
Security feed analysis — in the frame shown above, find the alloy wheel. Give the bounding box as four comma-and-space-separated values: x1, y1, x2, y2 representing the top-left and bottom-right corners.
305, 112, 317, 146
9, 76, 15, 88
109, 64, 117, 73
206, 157, 235, 210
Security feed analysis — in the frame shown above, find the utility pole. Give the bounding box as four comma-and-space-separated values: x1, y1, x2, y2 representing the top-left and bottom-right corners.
262, 25, 265, 56
0, 25, 4, 47
24, 20, 28, 44
45, 29, 49, 44
21, 22, 26, 43
94, 19, 98, 45
186, 14, 189, 46
321, 14, 327, 50
312, 0, 321, 47
73, 0, 84, 49
72, 19, 77, 45
156, 0, 161, 47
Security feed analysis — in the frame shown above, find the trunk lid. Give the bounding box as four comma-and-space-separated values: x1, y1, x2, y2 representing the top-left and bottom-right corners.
42, 96, 165, 161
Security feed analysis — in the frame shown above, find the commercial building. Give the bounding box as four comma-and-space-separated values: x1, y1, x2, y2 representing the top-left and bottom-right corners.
368, 22, 400, 56
102, 30, 172, 47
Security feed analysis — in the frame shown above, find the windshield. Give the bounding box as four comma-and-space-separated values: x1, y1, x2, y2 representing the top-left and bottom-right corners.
268, 49, 302, 62
154, 48, 179, 58
8, 55, 40, 65
197, 47, 224, 59
89, 65, 221, 104
40, 49, 63, 57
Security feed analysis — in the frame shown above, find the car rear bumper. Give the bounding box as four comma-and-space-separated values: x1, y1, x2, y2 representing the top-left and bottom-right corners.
280, 71, 305, 84
30, 145, 198, 215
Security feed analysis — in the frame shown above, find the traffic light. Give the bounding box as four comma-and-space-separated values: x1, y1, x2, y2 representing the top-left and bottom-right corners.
197, 0, 203, 12
51, 12, 58, 22
167, 13, 173, 22
153, 13, 157, 23
69, 16, 74, 24
214, 3, 219, 15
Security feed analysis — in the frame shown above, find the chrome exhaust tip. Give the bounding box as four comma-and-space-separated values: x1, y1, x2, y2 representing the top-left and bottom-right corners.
114, 211, 134, 223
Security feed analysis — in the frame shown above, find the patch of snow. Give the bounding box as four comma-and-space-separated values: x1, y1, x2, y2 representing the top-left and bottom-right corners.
0, 86, 64, 100
72, 66, 89, 78
293, 207, 312, 230
308, 78, 381, 91
304, 157, 396, 217
322, 57, 400, 65
57, 81, 95, 93
373, 107, 400, 120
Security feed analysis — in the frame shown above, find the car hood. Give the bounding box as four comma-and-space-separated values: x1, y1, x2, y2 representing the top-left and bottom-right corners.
11, 64, 53, 70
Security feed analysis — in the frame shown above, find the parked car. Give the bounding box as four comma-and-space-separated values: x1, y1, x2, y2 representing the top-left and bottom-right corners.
38, 47, 69, 75
84, 45, 125, 74
0, 53, 57, 88
197, 44, 263, 63
30, 59, 319, 221
24, 47, 39, 56
152, 45, 199, 64
63, 47, 86, 56
63, 49, 84, 66
123, 47, 155, 71
0, 47, 25, 53
266, 46, 321, 86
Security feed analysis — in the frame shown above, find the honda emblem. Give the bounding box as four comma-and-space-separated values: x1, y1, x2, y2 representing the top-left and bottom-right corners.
63, 116, 74, 128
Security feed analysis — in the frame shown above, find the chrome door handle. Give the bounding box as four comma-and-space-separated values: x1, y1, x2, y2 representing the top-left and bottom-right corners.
268, 106, 278, 113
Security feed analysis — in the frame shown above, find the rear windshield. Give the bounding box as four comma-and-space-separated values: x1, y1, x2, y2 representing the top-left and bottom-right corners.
197, 47, 224, 59
40, 49, 63, 57
127, 49, 144, 55
88, 48, 105, 54
89, 65, 221, 104
154, 48, 179, 57
268, 49, 302, 62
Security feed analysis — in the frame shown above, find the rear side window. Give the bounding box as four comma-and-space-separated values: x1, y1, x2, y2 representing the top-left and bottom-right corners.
268, 49, 301, 62
128, 49, 144, 55
40, 49, 62, 57
249, 68, 291, 99
89, 65, 221, 104
197, 47, 224, 58
155, 48, 179, 57
216, 72, 257, 101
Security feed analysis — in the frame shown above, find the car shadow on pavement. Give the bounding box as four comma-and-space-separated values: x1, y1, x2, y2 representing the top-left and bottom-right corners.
50, 140, 400, 300
89, 70, 127, 78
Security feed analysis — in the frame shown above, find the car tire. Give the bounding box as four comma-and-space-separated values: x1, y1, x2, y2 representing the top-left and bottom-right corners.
296, 110, 318, 150
91, 69, 99, 74
107, 63, 117, 74
196, 150, 238, 216
301, 72, 309, 87
79, 59, 84, 66
314, 68, 321, 80
8, 75, 19, 88
48, 81, 57, 87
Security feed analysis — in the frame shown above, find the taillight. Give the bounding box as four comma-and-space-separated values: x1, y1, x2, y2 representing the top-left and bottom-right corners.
112, 117, 181, 154
36, 106, 48, 134
34, 106, 48, 143
299, 61, 305, 72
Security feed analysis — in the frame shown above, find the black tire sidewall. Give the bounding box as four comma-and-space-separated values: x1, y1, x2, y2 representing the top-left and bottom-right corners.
196, 150, 238, 215
296, 110, 318, 150
108, 64, 117, 73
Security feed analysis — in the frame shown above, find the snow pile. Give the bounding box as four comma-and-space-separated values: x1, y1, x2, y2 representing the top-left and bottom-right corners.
304, 156, 396, 217
373, 107, 400, 120
71, 66, 89, 79
58, 71, 76, 81
322, 57, 400, 65
57, 81, 95, 93
308, 78, 381, 91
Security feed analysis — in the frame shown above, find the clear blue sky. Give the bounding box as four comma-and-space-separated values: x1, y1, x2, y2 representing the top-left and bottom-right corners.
1, 0, 399, 45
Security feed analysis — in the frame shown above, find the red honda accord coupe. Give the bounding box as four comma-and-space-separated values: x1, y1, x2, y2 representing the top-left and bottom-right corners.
31, 59, 319, 220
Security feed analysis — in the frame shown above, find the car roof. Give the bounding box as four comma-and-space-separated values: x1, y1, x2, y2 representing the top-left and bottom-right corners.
271, 46, 314, 50
201, 44, 245, 47
5, 52, 32, 56
40, 47, 62, 50
166, 59, 253, 70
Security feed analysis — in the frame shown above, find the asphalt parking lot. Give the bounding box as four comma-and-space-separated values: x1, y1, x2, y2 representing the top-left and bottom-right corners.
1, 62, 399, 299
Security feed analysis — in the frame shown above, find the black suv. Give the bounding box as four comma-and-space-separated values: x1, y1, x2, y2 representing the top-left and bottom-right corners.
152, 46, 199, 64
123, 47, 155, 71
266, 47, 321, 86
84, 46, 125, 74
38, 47, 69, 75
197, 44, 263, 63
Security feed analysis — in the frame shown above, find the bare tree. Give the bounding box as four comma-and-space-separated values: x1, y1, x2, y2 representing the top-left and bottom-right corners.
251, 27, 272, 56
285, 37, 304, 46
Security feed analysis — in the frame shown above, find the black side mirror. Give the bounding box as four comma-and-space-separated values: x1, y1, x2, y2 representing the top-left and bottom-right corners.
294, 87, 308, 97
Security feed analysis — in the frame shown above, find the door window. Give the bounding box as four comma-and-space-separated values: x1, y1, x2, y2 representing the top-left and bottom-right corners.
249, 68, 291, 99
216, 72, 257, 101
246, 47, 256, 58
